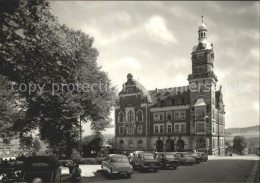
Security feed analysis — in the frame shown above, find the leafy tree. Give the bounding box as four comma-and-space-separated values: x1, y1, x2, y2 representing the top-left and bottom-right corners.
0, 75, 24, 143
106, 137, 115, 148
81, 132, 104, 157
0, 0, 116, 158
233, 136, 248, 155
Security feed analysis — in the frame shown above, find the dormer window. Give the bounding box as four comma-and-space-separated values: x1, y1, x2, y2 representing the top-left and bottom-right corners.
195, 108, 206, 118
127, 88, 133, 93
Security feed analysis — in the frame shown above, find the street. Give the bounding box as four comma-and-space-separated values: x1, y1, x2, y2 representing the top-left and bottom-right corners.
62, 159, 259, 183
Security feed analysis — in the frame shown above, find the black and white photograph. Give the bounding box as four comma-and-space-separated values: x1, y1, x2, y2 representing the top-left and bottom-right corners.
0, 1, 259, 183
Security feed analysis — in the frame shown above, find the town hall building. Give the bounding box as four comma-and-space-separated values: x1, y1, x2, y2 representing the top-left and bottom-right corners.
114, 18, 226, 155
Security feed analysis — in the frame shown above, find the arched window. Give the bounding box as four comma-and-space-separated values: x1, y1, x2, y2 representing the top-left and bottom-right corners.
118, 112, 124, 123
177, 139, 185, 151
120, 140, 124, 148
127, 110, 134, 121
136, 110, 143, 122
138, 140, 143, 148
129, 140, 134, 148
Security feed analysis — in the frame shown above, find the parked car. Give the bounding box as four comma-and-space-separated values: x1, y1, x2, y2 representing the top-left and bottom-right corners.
101, 154, 133, 178
188, 153, 203, 164
132, 152, 160, 172
157, 152, 179, 169
196, 152, 208, 162
22, 156, 61, 183
172, 152, 195, 165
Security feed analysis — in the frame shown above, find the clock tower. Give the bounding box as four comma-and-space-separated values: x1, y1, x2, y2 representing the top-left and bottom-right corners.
188, 17, 219, 154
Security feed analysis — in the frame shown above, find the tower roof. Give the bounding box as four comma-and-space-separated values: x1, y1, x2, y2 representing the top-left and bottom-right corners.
198, 22, 207, 31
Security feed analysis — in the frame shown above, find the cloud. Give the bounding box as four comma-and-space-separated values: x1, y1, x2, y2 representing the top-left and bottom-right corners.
145, 15, 178, 44
111, 57, 141, 70
253, 102, 259, 112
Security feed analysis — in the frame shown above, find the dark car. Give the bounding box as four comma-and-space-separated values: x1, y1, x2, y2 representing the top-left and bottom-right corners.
157, 152, 179, 169
101, 154, 133, 178
132, 152, 160, 172
188, 153, 203, 164
196, 152, 208, 162
172, 152, 196, 165
22, 156, 61, 183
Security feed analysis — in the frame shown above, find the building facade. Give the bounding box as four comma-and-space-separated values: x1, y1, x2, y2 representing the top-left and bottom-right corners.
115, 19, 226, 155
0, 138, 20, 158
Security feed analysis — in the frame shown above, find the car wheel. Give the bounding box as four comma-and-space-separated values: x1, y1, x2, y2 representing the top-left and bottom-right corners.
126, 173, 131, 178
172, 166, 177, 170
154, 169, 158, 172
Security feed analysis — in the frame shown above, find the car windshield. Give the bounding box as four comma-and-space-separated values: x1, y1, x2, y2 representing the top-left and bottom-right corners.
143, 155, 155, 160
164, 155, 174, 159
111, 157, 129, 162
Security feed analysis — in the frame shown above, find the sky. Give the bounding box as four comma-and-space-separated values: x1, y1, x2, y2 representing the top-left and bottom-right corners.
50, 1, 259, 136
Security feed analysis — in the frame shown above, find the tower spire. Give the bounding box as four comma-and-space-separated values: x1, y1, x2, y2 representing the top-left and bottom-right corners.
201, 6, 204, 23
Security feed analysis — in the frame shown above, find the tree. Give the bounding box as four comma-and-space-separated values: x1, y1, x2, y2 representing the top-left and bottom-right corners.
0, 0, 116, 158
233, 136, 248, 155
81, 132, 104, 157
106, 137, 115, 148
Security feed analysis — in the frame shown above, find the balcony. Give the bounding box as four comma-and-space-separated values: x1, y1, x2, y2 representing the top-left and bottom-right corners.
195, 131, 206, 135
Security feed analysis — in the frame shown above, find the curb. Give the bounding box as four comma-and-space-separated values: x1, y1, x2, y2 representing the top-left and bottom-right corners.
246, 160, 259, 183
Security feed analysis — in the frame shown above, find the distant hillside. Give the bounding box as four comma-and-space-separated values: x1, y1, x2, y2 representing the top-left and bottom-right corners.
102, 134, 114, 141
225, 125, 260, 140
226, 125, 260, 134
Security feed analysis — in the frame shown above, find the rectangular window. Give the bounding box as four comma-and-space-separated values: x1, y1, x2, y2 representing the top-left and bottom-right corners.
174, 123, 186, 133
181, 111, 186, 119
159, 124, 164, 133
126, 126, 135, 134
165, 100, 172, 106
154, 124, 164, 134
174, 111, 179, 120
137, 125, 142, 134
130, 126, 135, 134
196, 122, 206, 132
195, 108, 206, 118
212, 123, 215, 133
177, 99, 182, 105
6, 148, 10, 155
0, 148, 3, 155
154, 112, 164, 121
181, 124, 186, 132
167, 124, 172, 133
154, 125, 159, 134
119, 127, 124, 135
166, 111, 172, 121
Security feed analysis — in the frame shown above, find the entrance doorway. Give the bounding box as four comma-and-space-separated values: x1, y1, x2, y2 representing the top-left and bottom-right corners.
166, 139, 175, 152
156, 140, 163, 152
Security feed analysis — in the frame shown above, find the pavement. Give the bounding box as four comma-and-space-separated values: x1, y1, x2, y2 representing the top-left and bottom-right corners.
60, 158, 259, 183
208, 154, 260, 161
60, 165, 102, 177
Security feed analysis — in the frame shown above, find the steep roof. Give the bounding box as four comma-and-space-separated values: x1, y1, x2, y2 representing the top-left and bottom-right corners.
194, 98, 206, 107
148, 86, 190, 105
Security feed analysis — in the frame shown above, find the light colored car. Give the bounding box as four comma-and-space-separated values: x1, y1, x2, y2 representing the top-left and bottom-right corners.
101, 154, 133, 178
